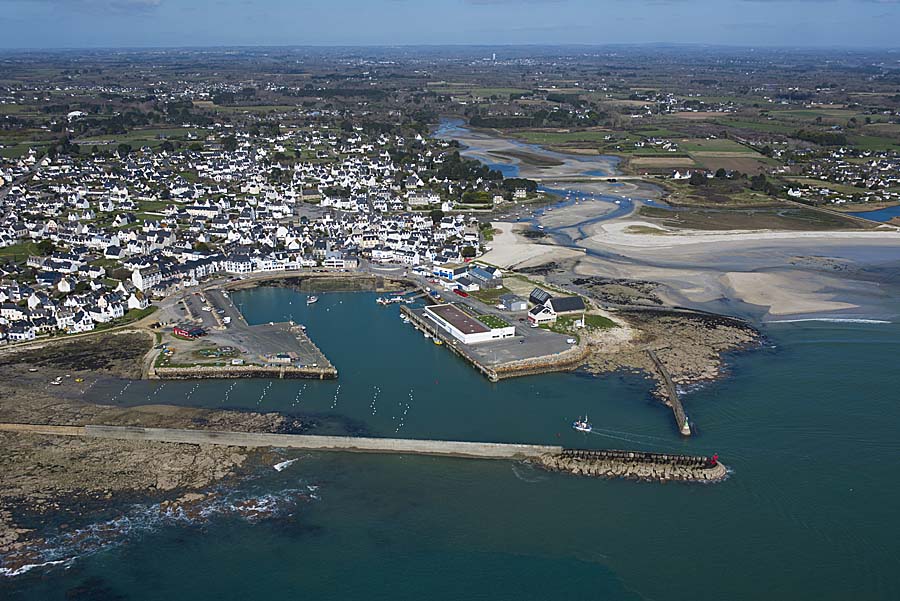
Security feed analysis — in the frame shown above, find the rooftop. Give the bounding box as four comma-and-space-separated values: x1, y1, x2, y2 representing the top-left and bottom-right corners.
425, 303, 489, 335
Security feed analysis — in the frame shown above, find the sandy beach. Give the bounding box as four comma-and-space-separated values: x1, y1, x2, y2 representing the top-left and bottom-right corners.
481, 222, 583, 269
586, 219, 900, 249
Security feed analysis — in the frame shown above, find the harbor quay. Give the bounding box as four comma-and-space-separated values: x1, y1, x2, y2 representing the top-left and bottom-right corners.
150, 283, 336, 379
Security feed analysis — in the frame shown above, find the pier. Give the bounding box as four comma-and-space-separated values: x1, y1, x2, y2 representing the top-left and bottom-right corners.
0, 423, 726, 483
647, 349, 692, 436
0, 423, 560, 459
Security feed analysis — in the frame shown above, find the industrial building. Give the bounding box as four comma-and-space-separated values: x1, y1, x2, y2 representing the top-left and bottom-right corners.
424, 304, 515, 345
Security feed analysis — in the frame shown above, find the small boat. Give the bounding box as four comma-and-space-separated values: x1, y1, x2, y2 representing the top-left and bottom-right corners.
572, 415, 592, 433
28, 367, 38, 373
50, 377, 62, 386
433, 339, 443, 346
74, 377, 84, 383
306, 296, 319, 305
423, 332, 432, 339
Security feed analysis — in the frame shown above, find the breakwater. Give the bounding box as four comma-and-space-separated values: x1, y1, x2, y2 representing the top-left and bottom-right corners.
647, 349, 692, 436
0, 423, 726, 483
538, 449, 727, 483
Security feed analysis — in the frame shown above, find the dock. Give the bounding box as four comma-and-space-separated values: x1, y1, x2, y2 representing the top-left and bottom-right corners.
647, 349, 692, 436
400, 305, 589, 382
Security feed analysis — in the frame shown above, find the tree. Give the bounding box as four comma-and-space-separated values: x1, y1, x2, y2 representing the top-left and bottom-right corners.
714, 168, 728, 179
750, 174, 769, 192
688, 171, 707, 186
37, 240, 55, 256
222, 135, 238, 152
160, 140, 175, 153
429, 209, 444, 224
461, 246, 477, 258
116, 143, 132, 158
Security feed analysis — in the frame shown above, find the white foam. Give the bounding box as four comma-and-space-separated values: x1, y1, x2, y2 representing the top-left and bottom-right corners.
0, 559, 70, 577
273, 458, 298, 472
768, 318, 891, 324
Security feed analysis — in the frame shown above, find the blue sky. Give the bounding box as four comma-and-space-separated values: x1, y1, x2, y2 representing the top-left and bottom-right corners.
1, 0, 899, 49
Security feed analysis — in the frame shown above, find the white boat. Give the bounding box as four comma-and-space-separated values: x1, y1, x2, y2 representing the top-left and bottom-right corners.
572, 415, 592, 433
306, 296, 319, 305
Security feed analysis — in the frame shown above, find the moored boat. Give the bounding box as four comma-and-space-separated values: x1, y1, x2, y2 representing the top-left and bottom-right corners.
306, 295, 319, 305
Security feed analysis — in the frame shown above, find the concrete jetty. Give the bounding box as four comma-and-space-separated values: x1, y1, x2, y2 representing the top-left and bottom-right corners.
647, 349, 692, 436
0, 423, 559, 459
0, 423, 726, 483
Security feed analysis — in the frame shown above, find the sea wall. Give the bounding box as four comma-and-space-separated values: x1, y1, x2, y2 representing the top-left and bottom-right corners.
492, 343, 591, 380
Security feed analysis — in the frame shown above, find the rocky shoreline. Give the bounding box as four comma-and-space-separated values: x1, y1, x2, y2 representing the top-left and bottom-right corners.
0, 333, 301, 572
582, 308, 761, 400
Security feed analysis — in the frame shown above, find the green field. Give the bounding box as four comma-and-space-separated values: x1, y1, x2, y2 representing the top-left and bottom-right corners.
679, 138, 757, 153
512, 130, 611, 145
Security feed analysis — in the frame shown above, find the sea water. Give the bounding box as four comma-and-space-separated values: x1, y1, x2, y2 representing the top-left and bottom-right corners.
4, 288, 900, 601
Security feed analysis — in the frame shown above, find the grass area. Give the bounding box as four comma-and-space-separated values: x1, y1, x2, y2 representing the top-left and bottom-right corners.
679, 138, 757, 153
638, 205, 867, 231
0, 241, 39, 264
541, 313, 616, 339
477, 314, 511, 329
714, 118, 796, 134
94, 306, 158, 332
137, 199, 171, 213
511, 130, 612, 145
658, 180, 782, 207
471, 286, 511, 305
192, 346, 239, 360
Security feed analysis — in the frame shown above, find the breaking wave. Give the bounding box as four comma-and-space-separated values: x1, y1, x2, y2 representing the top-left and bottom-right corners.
0, 483, 320, 579
767, 318, 891, 325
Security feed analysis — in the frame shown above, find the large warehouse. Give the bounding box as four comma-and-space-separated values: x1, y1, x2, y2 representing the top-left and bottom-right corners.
424, 304, 515, 345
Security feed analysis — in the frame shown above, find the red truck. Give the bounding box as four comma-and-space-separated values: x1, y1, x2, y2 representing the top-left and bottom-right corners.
453, 289, 470, 298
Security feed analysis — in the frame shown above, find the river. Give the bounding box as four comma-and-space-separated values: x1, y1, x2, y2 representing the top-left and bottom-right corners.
4, 125, 900, 600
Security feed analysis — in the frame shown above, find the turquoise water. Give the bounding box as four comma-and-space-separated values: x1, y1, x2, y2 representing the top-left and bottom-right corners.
4, 288, 900, 600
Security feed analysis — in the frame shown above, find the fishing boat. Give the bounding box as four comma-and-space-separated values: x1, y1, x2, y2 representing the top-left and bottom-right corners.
306, 295, 319, 305
572, 415, 592, 433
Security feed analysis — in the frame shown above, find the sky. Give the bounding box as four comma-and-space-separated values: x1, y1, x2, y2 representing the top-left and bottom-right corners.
1, 0, 899, 49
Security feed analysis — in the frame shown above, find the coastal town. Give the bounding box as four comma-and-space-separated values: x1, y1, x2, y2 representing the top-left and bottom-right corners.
0, 117, 543, 342
1, 39, 900, 599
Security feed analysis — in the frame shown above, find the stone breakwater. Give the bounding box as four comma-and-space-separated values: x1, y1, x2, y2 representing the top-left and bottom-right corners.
537, 449, 728, 483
